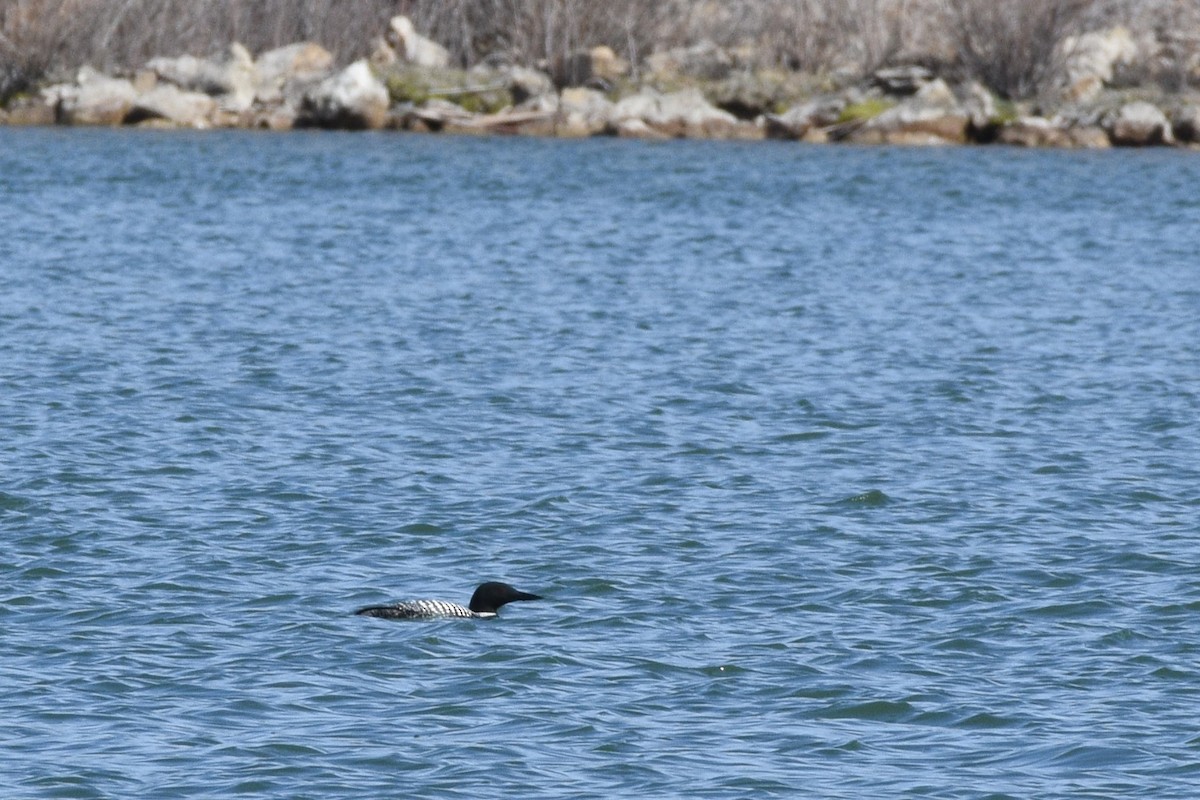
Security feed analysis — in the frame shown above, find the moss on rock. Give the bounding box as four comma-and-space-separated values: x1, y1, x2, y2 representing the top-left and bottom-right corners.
837, 97, 895, 124
380, 65, 512, 113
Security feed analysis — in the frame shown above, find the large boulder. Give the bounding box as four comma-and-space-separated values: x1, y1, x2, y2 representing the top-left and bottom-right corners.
5, 94, 56, 125
997, 117, 1109, 148
250, 106, 299, 131
299, 60, 389, 130
128, 84, 217, 127
613, 87, 741, 138
55, 67, 136, 125
1170, 105, 1200, 144
957, 81, 997, 131
388, 16, 450, 68
558, 87, 615, 136
704, 69, 814, 119
505, 65, 554, 105
1068, 125, 1113, 149
847, 79, 969, 145
147, 43, 255, 110
215, 43, 258, 111
1105, 101, 1173, 146
590, 46, 629, 81
255, 42, 334, 105
997, 117, 1068, 147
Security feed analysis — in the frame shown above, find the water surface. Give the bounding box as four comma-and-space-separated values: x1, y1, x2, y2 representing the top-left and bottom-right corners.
2, 129, 1199, 798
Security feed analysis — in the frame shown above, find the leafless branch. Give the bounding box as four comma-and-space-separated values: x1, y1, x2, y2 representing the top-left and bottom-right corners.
3, 0, 1193, 102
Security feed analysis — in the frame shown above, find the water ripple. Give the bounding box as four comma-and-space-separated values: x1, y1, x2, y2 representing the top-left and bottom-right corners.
2, 131, 1199, 798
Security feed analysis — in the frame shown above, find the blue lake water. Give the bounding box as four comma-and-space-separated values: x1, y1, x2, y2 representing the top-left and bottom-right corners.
2, 128, 1199, 798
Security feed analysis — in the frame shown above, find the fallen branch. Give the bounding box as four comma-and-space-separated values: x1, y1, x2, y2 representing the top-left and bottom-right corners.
425, 81, 509, 97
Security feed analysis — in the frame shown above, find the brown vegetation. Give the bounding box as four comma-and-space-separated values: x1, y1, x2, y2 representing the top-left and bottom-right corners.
2, 0, 1198, 102
946, 0, 1091, 99
1, 0, 404, 97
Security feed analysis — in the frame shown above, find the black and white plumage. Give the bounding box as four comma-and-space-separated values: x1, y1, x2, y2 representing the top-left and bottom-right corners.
354, 581, 542, 621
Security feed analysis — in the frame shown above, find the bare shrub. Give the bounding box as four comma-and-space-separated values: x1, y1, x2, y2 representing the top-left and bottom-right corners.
674, 0, 913, 76
1141, 0, 1200, 90
945, 0, 1092, 99
754, 0, 849, 71
402, 0, 917, 77
854, 0, 907, 73
1, 0, 407, 97
1, 0, 93, 96
2, 0, 1194, 103
393, 0, 672, 69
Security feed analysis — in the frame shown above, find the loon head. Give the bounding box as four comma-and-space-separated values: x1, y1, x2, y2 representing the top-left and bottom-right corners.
469, 582, 542, 615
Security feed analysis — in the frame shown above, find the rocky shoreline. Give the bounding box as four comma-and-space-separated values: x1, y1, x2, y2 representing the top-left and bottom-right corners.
2, 15, 1198, 149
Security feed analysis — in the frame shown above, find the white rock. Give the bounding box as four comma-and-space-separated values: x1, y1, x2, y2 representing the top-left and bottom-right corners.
614, 88, 735, 127
58, 67, 136, 125
147, 43, 256, 111
558, 87, 615, 135
300, 60, 389, 130
1106, 101, 1173, 146
389, 16, 450, 69
130, 84, 217, 127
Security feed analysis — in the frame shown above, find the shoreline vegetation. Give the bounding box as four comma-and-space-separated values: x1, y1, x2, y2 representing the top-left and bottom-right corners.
2, 1, 1199, 148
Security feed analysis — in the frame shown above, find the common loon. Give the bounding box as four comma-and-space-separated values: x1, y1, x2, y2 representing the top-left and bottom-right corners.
354, 582, 542, 620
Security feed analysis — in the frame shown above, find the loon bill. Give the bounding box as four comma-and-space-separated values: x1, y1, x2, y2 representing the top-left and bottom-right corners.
354, 581, 542, 620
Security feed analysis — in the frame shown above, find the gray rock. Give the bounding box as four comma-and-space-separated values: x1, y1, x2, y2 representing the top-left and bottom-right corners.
764, 96, 844, 140
615, 117, 669, 139
255, 42, 334, 106
395, 98, 478, 133
873, 65, 933, 96
1105, 101, 1173, 146
5, 94, 56, 125
1169, 105, 1200, 143
299, 60, 389, 130
955, 81, 996, 130
147, 43, 256, 111
558, 87, 615, 136
505, 66, 554, 105
614, 88, 739, 137
997, 117, 1064, 147
516, 93, 560, 114
1069, 126, 1113, 149
56, 67, 136, 126
849, 79, 968, 145
250, 106, 297, 131
129, 84, 217, 127
997, 117, 1108, 148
